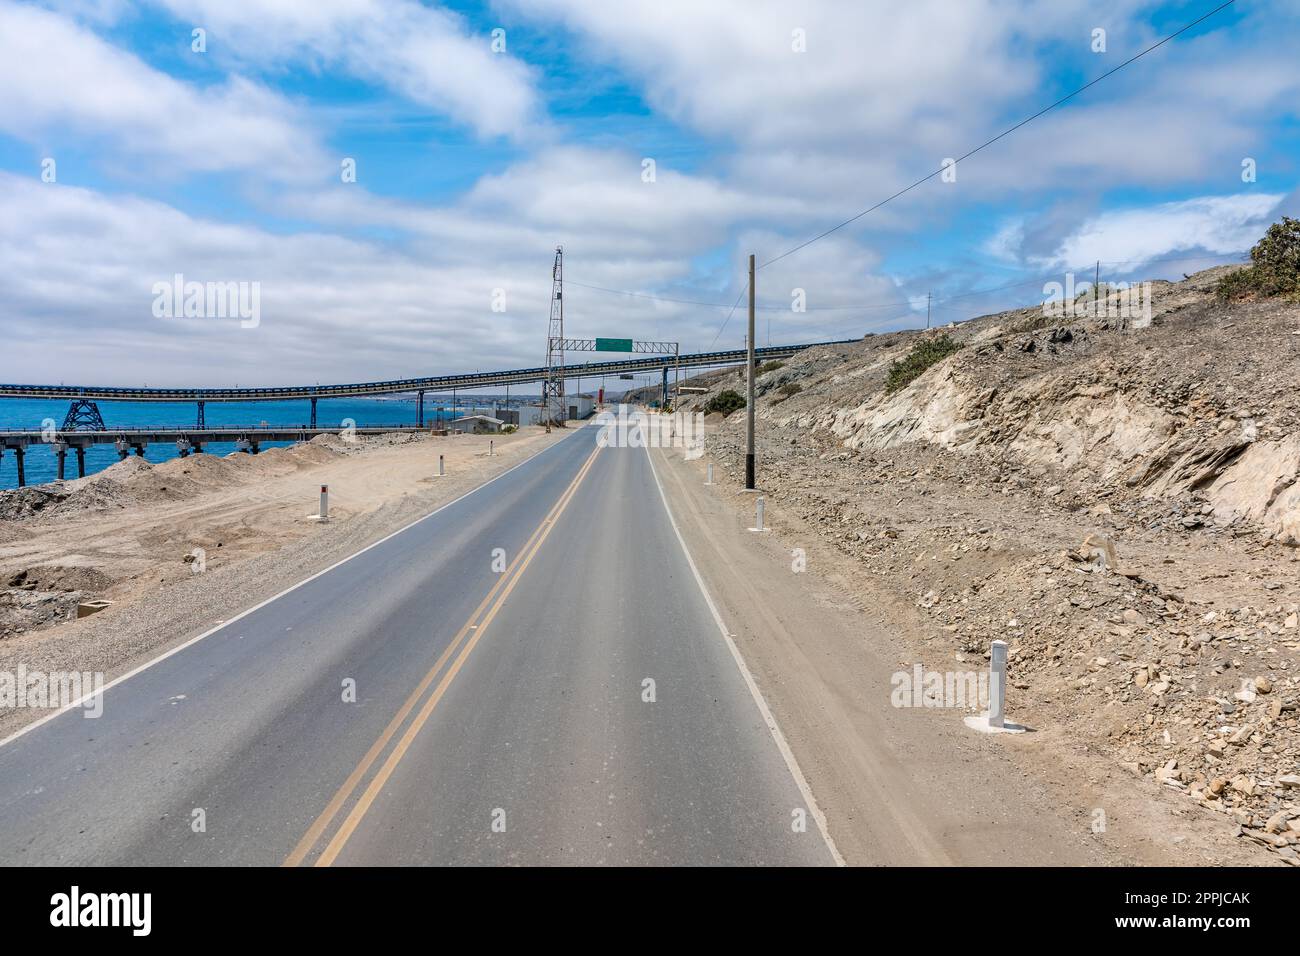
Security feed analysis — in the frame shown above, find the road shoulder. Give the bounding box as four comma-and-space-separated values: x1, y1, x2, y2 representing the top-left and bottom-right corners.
651, 441, 1174, 865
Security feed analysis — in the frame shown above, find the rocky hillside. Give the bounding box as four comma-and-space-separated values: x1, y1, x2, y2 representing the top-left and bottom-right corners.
680, 264, 1300, 864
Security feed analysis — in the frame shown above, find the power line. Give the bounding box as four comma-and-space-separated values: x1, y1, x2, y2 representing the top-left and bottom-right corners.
710, 284, 749, 347
932, 250, 1248, 306
571, 242, 1240, 311
755, 0, 1238, 271
573, 248, 1245, 325
569, 277, 912, 313
560, 3, 1240, 355
788, 309, 918, 338
565, 280, 739, 310
735, 247, 1247, 343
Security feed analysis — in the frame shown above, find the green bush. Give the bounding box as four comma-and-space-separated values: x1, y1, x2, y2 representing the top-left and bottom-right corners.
884, 334, 962, 393
774, 382, 803, 402
757, 360, 785, 374
501, 424, 517, 434
704, 389, 746, 417
1217, 217, 1300, 302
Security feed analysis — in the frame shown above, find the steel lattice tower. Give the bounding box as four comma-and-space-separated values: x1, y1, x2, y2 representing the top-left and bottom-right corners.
62, 399, 106, 431
542, 246, 565, 429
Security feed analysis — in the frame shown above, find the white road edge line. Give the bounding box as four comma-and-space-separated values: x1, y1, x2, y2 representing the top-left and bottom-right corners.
0, 426, 588, 751
644, 441, 846, 867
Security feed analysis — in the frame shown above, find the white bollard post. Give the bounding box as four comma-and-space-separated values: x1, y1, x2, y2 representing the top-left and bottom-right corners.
319, 484, 329, 521
989, 640, 1007, 729
489, 440, 494, 457
706, 462, 714, 485
438, 454, 445, 477
752, 496, 765, 532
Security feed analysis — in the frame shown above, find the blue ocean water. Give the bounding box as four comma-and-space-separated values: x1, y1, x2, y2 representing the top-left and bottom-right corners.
0, 395, 530, 489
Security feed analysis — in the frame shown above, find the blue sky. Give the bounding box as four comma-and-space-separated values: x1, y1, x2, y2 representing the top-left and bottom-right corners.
1, 0, 1297, 386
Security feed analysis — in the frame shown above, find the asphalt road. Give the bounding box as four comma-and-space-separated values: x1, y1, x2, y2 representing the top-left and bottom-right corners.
0, 422, 836, 866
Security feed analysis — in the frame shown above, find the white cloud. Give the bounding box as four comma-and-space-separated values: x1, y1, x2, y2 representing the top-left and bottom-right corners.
144, 0, 544, 140
0, 165, 902, 383
1035, 193, 1285, 271
0, 1, 325, 178
984, 220, 1027, 263
270, 145, 815, 277
0, 171, 537, 384
500, 0, 1046, 149
499, 0, 1297, 215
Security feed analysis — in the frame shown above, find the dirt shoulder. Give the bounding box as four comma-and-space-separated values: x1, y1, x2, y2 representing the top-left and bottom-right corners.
0, 426, 570, 739
652, 430, 1277, 867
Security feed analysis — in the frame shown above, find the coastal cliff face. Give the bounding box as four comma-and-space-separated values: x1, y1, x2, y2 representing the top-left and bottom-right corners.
678, 265, 1300, 864
794, 268, 1299, 545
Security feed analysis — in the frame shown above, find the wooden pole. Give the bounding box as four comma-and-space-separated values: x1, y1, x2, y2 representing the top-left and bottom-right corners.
745, 255, 756, 490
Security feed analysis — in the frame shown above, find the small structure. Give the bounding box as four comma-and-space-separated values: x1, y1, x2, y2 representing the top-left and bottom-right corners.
566, 393, 596, 421
506, 405, 544, 428
964, 640, 1027, 734
509, 394, 595, 428
449, 415, 504, 435
76, 599, 113, 619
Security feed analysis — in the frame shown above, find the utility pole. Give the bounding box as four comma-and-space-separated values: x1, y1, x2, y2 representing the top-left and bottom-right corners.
674, 344, 680, 410
1094, 260, 1101, 317
745, 254, 756, 490
926, 291, 931, 329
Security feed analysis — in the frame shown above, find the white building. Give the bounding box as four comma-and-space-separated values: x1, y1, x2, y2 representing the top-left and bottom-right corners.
449, 415, 504, 434
567, 393, 596, 420
505, 394, 594, 427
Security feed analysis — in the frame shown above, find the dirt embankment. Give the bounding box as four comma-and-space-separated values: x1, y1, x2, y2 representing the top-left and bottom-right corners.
0, 427, 562, 683
678, 266, 1300, 865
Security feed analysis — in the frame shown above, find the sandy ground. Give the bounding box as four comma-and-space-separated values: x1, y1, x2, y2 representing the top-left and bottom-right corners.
0, 426, 571, 738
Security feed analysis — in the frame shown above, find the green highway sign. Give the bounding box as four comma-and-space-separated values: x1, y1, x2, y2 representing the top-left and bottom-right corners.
595, 337, 634, 352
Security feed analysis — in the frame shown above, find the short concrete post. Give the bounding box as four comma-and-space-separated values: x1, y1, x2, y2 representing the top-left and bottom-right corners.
489, 440, 494, 457
749, 496, 766, 532
989, 640, 1007, 729
706, 462, 714, 485
319, 484, 329, 521
438, 454, 445, 477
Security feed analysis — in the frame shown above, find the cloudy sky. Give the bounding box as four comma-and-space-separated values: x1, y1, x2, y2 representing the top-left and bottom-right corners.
1, 0, 1296, 387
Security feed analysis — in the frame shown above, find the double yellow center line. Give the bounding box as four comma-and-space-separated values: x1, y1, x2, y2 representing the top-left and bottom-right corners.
283, 444, 601, 867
